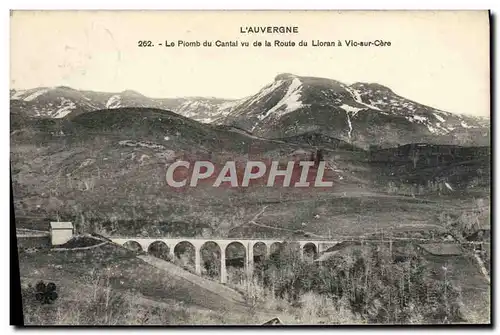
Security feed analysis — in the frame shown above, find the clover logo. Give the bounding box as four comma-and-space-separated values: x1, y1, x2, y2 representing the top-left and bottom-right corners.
34, 281, 58, 304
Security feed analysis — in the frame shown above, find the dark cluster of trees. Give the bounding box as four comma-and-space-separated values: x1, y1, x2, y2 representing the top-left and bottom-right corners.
255, 244, 464, 324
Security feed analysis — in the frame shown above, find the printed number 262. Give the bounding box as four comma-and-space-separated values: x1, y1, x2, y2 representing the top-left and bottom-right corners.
138, 40, 153, 47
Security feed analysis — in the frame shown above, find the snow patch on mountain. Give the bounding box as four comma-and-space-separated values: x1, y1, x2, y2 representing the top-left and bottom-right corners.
218, 100, 240, 111
407, 115, 427, 123
172, 98, 238, 123
215, 100, 241, 118
339, 104, 363, 115
53, 106, 74, 118
106, 95, 121, 109
340, 105, 363, 141
197, 117, 215, 123
11, 90, 27, 100
344, 85, 382, 111
53, 98, 76, 118
433, 113, 446, 122
257, 78, 304, 121
24, 88, 50, 102
277, 78, 304, 114
436, 122, 451, 134
345, 113, 353, 140
461, 121, 473, 129
426, 124, 438, 134
426, 123, 450, 135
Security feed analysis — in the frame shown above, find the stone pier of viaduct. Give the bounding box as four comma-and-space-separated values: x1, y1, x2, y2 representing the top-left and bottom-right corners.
111, 237, 338, 284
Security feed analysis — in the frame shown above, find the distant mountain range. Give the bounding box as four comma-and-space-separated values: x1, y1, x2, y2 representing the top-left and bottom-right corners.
10, 86, 233, 123
10, 73, 489, 149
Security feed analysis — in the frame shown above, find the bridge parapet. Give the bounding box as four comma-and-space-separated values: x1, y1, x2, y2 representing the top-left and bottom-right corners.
111, 237, 337, 252
110, 237, 339, 283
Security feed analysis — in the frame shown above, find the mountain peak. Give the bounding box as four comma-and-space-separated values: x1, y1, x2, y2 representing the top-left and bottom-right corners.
55, 86, 76, 91
274, 73, 298, 81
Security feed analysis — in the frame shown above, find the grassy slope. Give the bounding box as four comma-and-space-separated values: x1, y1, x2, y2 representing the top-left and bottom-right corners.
11, 108, 490, 239
18, 240, 272, 325
19, 242, 247, 311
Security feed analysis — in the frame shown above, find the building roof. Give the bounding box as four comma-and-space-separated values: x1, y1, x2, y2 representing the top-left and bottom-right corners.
261, 317, 284, 325
50, 222, 73, 229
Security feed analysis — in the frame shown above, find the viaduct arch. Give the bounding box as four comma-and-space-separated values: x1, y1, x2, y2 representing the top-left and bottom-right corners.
112, 237, 337, 283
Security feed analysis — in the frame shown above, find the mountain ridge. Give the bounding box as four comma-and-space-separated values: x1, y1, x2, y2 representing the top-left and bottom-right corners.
10, 86, 234, 123
213, 74, 489, 148
10, 73, 490, 148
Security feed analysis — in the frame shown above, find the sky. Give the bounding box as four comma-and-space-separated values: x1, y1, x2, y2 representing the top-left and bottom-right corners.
10, 10, 490, 116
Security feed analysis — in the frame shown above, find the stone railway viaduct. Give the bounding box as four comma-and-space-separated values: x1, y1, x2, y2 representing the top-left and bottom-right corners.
112, 237, 339, 283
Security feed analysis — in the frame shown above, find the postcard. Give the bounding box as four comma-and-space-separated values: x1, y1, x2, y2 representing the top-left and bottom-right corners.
11, 10, 491, 326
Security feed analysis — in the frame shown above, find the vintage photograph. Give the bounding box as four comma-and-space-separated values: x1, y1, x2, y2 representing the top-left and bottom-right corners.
11, 10, 491, 325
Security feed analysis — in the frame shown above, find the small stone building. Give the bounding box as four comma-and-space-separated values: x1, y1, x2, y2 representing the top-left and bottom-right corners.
50, 222, 74, 246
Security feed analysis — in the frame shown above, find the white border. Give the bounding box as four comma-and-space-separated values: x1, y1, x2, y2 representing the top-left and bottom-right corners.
2, 1, 497, 334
